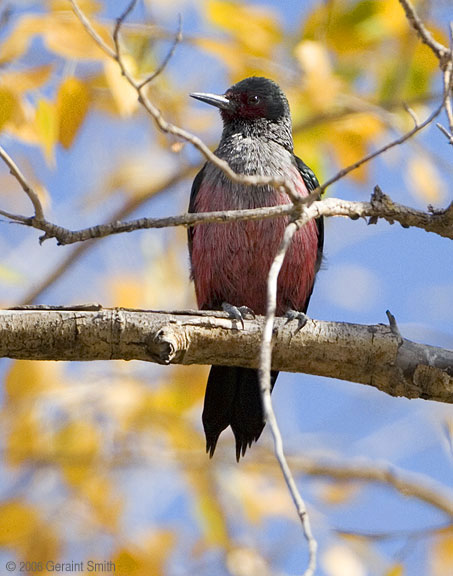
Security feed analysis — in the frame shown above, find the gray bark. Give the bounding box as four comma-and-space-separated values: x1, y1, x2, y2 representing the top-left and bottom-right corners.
1, 307, 453, 403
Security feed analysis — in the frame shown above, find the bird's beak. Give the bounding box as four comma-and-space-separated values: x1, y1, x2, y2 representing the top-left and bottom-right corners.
190, 92, 234, 111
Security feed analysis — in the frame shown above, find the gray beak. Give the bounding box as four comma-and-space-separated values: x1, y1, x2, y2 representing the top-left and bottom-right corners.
190, 92, 234, 111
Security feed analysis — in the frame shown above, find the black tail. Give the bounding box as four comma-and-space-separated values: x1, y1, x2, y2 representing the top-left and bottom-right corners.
202, 366, 278, 461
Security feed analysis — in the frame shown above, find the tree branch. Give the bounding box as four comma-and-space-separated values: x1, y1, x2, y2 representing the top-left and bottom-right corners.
398, 0, 449, 60
0, 145, 44, 220
286, 456, 453, 518
2, 307, 453, 403
0, 184, 452, 245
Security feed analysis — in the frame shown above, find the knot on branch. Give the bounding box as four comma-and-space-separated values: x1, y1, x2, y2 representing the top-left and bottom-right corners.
428, 201, 453, 222
369, 186, 397, 226
151, 325, 190, 365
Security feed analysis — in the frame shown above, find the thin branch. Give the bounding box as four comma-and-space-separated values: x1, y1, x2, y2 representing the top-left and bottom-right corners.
19, 163, 197, 304
114, 0, 138, 38
335, 523, 450, 542
397, 0, 449, 60
288, 456, 453, 518
259, 220, 317, 575
437, 121, 453, 145
319, 97, 447, 193
442, 60, 453, 138
137, 14, 183, 89
70, 0, 115, 58
69, 0, 301, 202
2, 180, 453, 245
398, 0, 453, 143
0, 145, 44, 220
69, 0, 452, 207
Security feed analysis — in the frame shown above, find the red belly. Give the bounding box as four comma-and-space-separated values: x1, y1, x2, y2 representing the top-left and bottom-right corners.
191, 172, 319, 315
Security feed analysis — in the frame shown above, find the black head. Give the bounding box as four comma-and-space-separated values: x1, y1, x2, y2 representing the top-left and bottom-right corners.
190, 77, 290, 124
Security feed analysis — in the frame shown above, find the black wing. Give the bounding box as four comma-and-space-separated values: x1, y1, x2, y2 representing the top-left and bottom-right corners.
187, 163, 207, 260
295, 156, 324, 273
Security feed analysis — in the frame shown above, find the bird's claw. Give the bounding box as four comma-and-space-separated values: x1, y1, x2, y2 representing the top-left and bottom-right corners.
285, 309, 308, 332
222, 302, 255, 329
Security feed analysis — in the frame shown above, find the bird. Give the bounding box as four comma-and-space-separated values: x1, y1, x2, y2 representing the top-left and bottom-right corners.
188, 76, 324, 461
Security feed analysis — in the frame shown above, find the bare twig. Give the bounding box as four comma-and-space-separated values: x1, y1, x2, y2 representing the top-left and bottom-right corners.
2, 191, 453, 245
437, 121, 453, 145
137, 14, 183, 89
113, 0, 138, 43
0, 145, 44, 220
69, 0, 301, 202
403, 102, 419, 127
69, 0, 453, 205
20, 164, 197, 304
70, 0, 115, 58
398, 0, 453, 142
259, 220, 318, 575
319, 98, 447, 193
4, 5, 450, 573
0, 153, 452, 243
397, 0, 449, 60
335, 523, 450, 542
288, 456, 453, 517
441, 61, 453, 138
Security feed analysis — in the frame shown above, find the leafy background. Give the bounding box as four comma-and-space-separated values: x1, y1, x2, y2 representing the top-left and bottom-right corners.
0, 0, 453, 574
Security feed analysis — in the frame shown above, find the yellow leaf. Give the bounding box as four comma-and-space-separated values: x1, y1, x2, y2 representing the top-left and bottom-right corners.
56, 77, 90, 148
0, 87, 16, 131
406, 154, 445, 204
1, 65, 53, 94
44, 16, 112, 60
432, 530, 453, 576
103, 59, 139, 117
185, 467, 230, 548
195, 37, 245, 76
0, 501, 39, 546
6, 411, 42, 465
55, 421, 100, 465
386, 563, 404, 576
48, 0, 102, 14
207, 0, 281, 58
0, 264, 24, 285
320, 481, 359, 506
109, 277, 145, 309
0, 15, 41, 64
81, 474, 122, 528
35, 98, 58, 165
234, 472, 293, 524
331, 113, 384, 182
5, 361, 60, 402
3, 100, 40, 145
114, 531, 175, 576
294, 41, 342, 111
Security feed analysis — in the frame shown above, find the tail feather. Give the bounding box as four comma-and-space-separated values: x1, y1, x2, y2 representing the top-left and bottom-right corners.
202, 365, 278, 460
202, 365, 237, 458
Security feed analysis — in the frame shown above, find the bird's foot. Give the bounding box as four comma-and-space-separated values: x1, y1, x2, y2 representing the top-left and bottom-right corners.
222, 302, 255, 329
285, 309, 308, 332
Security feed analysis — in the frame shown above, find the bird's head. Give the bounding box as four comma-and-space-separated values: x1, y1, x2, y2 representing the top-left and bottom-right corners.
190, 77, 290, 125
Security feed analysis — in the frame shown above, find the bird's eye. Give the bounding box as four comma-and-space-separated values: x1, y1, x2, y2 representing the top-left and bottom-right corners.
248, 95, 260, 105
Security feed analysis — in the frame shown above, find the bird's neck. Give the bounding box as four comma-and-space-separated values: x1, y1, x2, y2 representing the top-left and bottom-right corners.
216, 118, 294, 175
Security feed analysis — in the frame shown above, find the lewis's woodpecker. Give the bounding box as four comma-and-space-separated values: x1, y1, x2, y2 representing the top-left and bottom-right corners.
188, 77, 323, 461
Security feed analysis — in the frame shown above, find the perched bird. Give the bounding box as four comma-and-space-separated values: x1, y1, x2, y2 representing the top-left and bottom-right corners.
188, 77, 323, 461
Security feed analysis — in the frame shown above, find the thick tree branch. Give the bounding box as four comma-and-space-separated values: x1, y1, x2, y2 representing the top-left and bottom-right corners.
2, 308, 453, 403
